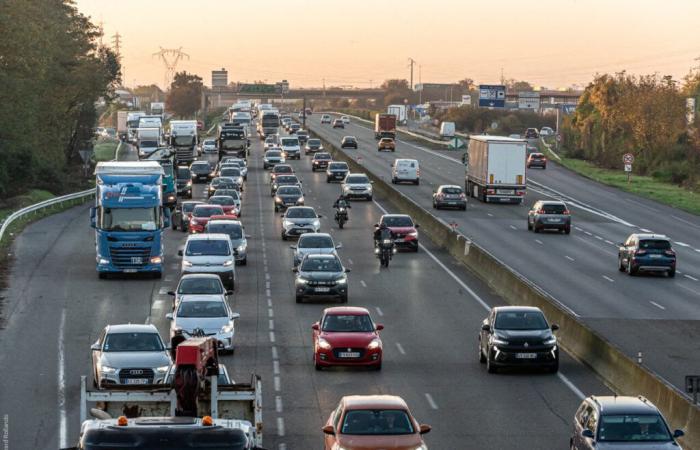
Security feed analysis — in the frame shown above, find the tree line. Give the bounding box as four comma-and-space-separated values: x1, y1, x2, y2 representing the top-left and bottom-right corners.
562, 71, 700, 188
0, 0, 121, 199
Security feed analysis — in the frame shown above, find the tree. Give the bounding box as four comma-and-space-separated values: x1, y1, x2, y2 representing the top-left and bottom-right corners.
166, 72, 203, 118
506, 79, 535, 92
457, 78, 475, 92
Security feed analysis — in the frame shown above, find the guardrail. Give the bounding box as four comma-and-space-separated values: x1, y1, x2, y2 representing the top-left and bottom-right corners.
0, 188, 95, 245
306, 125, 700, 449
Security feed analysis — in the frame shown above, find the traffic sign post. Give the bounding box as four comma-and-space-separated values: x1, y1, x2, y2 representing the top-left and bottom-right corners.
622, 153, 634, 184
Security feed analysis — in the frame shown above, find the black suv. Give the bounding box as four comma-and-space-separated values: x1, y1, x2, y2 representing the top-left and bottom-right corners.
479, 306, 559, 373
571, 395, 684, 449
311, 152, 332, 171
293, 254, 350, 303
176, 166, 192, 198
326, 162, 349, 183
341, 136, 358, 149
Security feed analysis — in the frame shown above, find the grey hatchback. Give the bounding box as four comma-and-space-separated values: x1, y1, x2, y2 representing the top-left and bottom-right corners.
527, 200, 571, 234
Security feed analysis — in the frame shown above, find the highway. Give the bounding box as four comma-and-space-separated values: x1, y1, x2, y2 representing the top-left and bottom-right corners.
302, 113, 700, 395
0, 133, 611, 449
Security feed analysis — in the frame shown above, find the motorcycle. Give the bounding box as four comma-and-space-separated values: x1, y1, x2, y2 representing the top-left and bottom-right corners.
374, 238, 396, 268
335, 206, 348, 229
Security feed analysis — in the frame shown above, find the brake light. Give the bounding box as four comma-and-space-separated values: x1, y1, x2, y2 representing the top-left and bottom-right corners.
537, 209, 546, 214
437, 193, 445, 200
459, 193, 466, 199
487, 189, 496, 195
665, 250, 676, 257
562, 210, 570, 215
516, 191, 525, 196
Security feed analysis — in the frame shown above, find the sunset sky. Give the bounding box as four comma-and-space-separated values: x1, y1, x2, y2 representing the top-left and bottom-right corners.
75, 0, 700, 90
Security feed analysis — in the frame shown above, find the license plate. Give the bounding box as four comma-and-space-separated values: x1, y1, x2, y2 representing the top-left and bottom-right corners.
497, 189, 514, 195
549, 218, 561, 223
516, 353, 537, 359
394, 238, 404, 243
448, 201, 457, 205
125, 378, 149, 385
123, 269, 137, 273
315, 287, 330, 293
649, 254, 662, 258
338, 352, 360, 358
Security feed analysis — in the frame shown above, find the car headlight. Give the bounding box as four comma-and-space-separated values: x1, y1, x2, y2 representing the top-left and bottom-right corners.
413, 445, 428, 450
155, 365, 170, 374
313, 219, 320, 228
297, 277, 309, 284
490, 335, 509, 346
101, 365, 117, 374
543, 336, 557, 345
99, 258, 110, 265
408, 231, 418, 238
183, 260, 193, 267
186, 181, 192, 186
317, 338, 332, 350
150, 256, 162, 264
336, 276, 347, 285
223, 260, 233, 266
367, 339, 381, 350
190, 219, 198, 225
237, 244, 246, 252
221, 324, 234, 333
283, 220, 292, 228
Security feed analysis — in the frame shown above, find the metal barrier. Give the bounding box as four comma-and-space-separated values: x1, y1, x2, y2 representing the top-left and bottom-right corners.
0, 188, 95, 244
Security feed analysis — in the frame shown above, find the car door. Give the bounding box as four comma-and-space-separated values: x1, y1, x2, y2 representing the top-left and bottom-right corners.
528, 202, 539, 225
621, 236, 634, 264
325, 403, 344, 449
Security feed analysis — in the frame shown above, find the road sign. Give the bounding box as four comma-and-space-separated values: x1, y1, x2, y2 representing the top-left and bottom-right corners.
448, 138, 466, 149
479, 85, 506, 108
623, 153, 634, 164
556, 134, 562, 142
518, 91, 540, 110
624, 164, 632, 172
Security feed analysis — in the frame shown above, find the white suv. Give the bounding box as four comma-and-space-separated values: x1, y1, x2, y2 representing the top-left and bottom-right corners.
321, 114, 332, 124
180, 234, 236, 290
342, 173, 373, 201
391, 158, 420, 185
280, 136, 301, 160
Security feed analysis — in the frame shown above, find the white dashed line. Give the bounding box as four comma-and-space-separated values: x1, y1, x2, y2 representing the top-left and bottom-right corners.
269, 319, 275, 330
266, 288, 271, 297
268, 308, 274, 318
273, 360, 280, 375
158, 287, 169, 295
348, 258, 354, 265
58, 309, 67, 448
574, 226, 583, 231
271, 346, 279, 360
487, 213, 493, 217
684, 274, 699, 281
275, 396, 283, 413
269, 331, 276, 343
584, 231, 592, 236
396, 342, 406, 355
277, 417, 286, 437
265, 281, 270, 289
649, 301, 666, 310
565, 256, 575, 262
675, 242, 690, 247
509, 225, 517, 230
602, 275, 615, 283
595, 235, 603, 241
278, 444, 287, 450
605, 240, 614, 245
424, 393, 439, 410
375, 306, 384, 316
265, 273, 270, 280
360, 280, 367, 288
535, 239, 543, 245
267, 298, 272, 307
274, 376, 281, 391
639, 228, 653, 233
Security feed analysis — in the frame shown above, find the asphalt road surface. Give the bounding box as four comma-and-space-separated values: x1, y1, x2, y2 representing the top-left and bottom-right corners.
302, 113, 700, 396
0, 131, 611, 449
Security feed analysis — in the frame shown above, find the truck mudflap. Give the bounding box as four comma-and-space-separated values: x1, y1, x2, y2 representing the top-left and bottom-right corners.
80, 374, 263, 447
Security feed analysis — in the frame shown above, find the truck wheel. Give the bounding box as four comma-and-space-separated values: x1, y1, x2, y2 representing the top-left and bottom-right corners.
98, 272, 107, 280
153, 272, 162, 279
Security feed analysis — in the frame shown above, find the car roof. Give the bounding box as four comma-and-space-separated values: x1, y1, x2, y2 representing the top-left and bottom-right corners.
631, 233, 670, 241
324, 306, 370, 316
286, 206, 315, 212
207, 219, 243, 226
342, 395, 409, 411
272, 164, 293, 170
530, 152, 545, 156
314, 152, 331, 157
346, 172, 368, 177
587, 396, 661, 415
493, 306, 544, 314
395, 158, 417, 163
186, 233, 231, 241
303, 253, 339, 260
194, 204, 223, 209
106, 323, 159, 333
538, 200, 566, 206
181, 200, 204, 205
343, 136, 356, 139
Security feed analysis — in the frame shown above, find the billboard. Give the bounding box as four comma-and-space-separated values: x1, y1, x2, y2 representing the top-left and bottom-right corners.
211, 69, 228, 88
479, 85, 506, 107
518, 91, 540, 110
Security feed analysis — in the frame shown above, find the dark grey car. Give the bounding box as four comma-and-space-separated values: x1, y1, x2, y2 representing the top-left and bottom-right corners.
326, 162, 349, 183
527, 200, 571, 234
274, 185, 304, 212
294, 254, 349, 303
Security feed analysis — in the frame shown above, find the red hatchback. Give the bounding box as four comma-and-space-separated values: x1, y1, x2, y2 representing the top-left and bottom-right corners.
378, 214, 419, 252
312, 307, 383, 370
208, 195, 238, 216
188, 204, 224, 233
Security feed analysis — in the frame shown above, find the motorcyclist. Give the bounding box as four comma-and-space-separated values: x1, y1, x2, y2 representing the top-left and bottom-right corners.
333, 194, 351, 220
373, 222, 394, 247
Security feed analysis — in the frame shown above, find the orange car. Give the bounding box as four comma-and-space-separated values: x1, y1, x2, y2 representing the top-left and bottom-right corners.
378, 138, 396, 152
323, 395, 431, 450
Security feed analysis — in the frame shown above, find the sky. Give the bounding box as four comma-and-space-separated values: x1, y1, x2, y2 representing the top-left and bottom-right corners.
75, 0, 700, 90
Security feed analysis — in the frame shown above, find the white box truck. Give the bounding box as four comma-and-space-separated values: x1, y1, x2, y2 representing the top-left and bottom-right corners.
116, 111, 129, 140
440, 121, 456, 139
168, 120, 198, 163
136, 127, 162, 157
387, 104, 407, 125
464, 135, 527, 204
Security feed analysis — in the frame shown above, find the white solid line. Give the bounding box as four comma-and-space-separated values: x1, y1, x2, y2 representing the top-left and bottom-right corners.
360, 280, 367, 288
274, 376, 281, 391
595, 236, 603, 241
269, 319, 275, 330
348, 258, 354, 265
535, 239, 543, 245
277, 417, 286, 437
58, 309, 67, 449
396, 342, 406, 355
602, 275, 615, 283
275, 396, 283, 413
684, 274, 699, 281
273, 360, 280, 375
565, 256, 575, 262
509, 225, 517, 230
674, 242, 690, 247
271, 346, 279, 360
269, 331, 276, 343
557, 373, 585, 400
375, 306, 384, 316
424, 393, 439, 410
649, 301, 666, 310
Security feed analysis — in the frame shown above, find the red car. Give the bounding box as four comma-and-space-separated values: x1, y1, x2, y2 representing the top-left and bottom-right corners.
188, 204, 224, 233
208, 195, 239, 216
377, 214, 419, 252
312, 307, 383, 370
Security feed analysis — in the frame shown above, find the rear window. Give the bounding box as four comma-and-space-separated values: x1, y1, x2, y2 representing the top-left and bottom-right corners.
442, 187, 462, 194
276, 176, 298, 183
207, 223, 243, 239
382, 216, 414, 227
182, 203, 201, 213
209, 196, 234, 205
397, 161, 416, 168
220, 168, 241, 177
541, 203, 568, 214
531, 154, 545, 160
639, 240, 671, 250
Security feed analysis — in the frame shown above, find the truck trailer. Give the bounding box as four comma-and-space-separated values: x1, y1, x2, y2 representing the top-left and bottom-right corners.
374, 113, 397, 139
168, 120, 198, 164
387, 104, 407, 125
91, 161, 170, 278
464, 135, 527, 204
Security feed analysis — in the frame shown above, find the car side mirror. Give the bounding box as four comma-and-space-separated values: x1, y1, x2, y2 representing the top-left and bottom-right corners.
312, 323, 320, 331
322, 425, 335, 435
374, 223, 379, 228
376, 324, 384, 331
165, 313, 173, 320
167, 291, 175, 296
318, 215, 323, 218
178, 250, 183, 256
292, 267, 298, 272
419, 424, 432, 435
673, 429, 685, 438
226, 290, 234, 296
481, 324, 491, 332
335, 244, 343, 249
91, 342, 100, 351
582, 429, 594, 439
415, 224, 420, 228
290, 245, 297, 250
344, 268, 351, 273
551, 324, 559, 331
230, 312, 241, 320
89, 207, 97, 228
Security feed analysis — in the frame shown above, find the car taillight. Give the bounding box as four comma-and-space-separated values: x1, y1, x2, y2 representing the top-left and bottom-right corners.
516, 191, 525, 196
562, 210, 570, 215
537, 209, 546, 214
486, 189, 496, 194
437, 193, 445, 199
459, 193, 466, 199
665, 250, 676, 257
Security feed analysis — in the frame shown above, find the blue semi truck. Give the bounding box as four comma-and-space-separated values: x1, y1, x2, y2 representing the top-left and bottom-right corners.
91, 161, 171, 278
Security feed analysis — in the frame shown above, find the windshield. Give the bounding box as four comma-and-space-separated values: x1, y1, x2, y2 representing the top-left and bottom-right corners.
220, 168, 241, 177
186, 240, 230, 256
286, 208, 316, 219
204, 140, 215, 145
207, 223, 243, 239
276, 176, 298, 184
177, 278, 224, 294
299, 236, 333, 248
214, 190, 240, 200
277, 187, 302, 196
191, 163, 210, 171
177, 301, 227, 318
300, 257, 341, 272
308, 139, 321, 146
382, 216, 414, 227
281, 138, 299, 146
173, 136, 194, 146
495, 311, 548, 330
341, 410, 414, 436
182, 203, 202, 213
315, 153, 331, 160
100, 207, 159, 232
193, 206, 223, 218
266, 151, 281, 158
274, 166, 293, 173
329, 163, 347, 170
322, 314, 374, 332
177, 168, 191, 178
209, 196, 234, 205
346, 176, 368, 184
598, 414, 672, 442
103, 332, 164, 352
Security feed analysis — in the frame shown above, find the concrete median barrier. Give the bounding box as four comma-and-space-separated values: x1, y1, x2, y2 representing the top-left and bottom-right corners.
309, 128, 700, 449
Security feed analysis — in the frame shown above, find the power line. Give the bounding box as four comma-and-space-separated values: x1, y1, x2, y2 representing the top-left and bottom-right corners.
153, 47, 190, 89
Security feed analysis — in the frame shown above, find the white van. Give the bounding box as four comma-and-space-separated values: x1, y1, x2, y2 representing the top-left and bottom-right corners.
391, 158, 420, 185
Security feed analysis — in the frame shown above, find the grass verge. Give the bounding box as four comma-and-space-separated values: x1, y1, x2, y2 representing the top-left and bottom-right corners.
540, 143, 700, 216
93, 138, 120, 162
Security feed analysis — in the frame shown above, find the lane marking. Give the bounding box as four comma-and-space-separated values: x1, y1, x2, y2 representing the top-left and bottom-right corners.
279, 444, 287, 450
396, 342, 406, 355
487, 213, 493, 217
268, 308, 274, 318
574, 226, 582, 231
158, 286, 169, 295
266, 288, 271, 297
273, 360, 280, 375
424, 393, 439, 410
684, 274, 698, 282
639, 228, 653, 233
274, 376, 281, 391
509, 225, 517, 230
267, 298, 272, 307
152, 299, 165, 310
605, 240, 614, 245
269, 319, 275, 330
269, 331, 276, 343
584, 231, 592, 236
602, 275, 615, 283
277, 417, 286, 437
271, 346, 279, 360
535, 239, 543, 245
348, 258, 354, 265
672, 215, 700, 229
275, 396, 283, 413
58, 309, 67, 449
649, 301, 666, 310
557, 373, 585, 400
265, 281, 270, 289
595, 235, 603, 241
360, 280, 367, 288
565, 255, 575, 262
265, 273, 270, 280
675, 242, 690, 247
375, 306, 384, 316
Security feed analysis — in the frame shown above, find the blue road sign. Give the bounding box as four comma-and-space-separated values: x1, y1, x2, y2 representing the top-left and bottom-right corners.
479, 84, 506, 108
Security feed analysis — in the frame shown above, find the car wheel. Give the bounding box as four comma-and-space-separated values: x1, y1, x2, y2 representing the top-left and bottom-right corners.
314, 360, 322, 371
372, 361, 382, 371
326, 177, 330, 183
171, 220, 177, 230
413, 244, 419, 253
274, 205, 278, 212
391, 178, 396, 184
340, 294, 348, 303
296, 294, 303, 304
668, 268, 676, 278
486, 350, 497, 373
241, 258, 247, 266
548, 358, 559, 374
618, 257, 625, 272
533, 224, 540, 233
367, 195, 373, 201
433, 201, 438, 209
627, 260, 636, 276
564, 226, 571, 235
281, 232, 287, 241
415, 179, 420, 186
527, 220, 532, 231
479, 341, 486, 364
543, 165, 547, 170
153, 271, 162, 279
